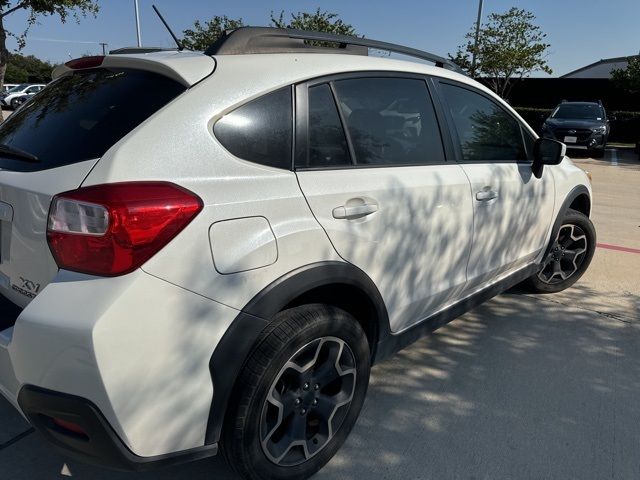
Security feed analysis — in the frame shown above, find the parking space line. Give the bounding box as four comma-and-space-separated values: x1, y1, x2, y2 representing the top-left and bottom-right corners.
597, 243, 640, 254
0, 427, 35, 451
610, 148, 618, 166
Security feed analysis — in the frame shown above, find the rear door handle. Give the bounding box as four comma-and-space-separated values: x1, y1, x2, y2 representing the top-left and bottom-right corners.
332, 203, 379, 219
475, 189, 499, 202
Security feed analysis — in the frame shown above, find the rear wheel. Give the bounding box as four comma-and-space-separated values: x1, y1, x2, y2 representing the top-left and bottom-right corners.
222, 304, 370, 480
524, 209, 596, 293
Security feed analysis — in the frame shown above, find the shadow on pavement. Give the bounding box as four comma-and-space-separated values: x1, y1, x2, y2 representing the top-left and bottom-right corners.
2, 287, 639, 479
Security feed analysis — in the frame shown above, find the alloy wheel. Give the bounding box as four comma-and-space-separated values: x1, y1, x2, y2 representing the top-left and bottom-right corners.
260, 336, 357, 466
538, 224, 588, 285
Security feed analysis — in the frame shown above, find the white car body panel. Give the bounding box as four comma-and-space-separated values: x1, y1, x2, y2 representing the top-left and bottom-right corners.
7, 268, 240, 457
460, 162, 556, 293
297, 165, 473, 332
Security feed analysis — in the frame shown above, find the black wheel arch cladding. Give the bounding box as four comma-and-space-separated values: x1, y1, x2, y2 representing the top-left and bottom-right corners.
205, 261, 389, 446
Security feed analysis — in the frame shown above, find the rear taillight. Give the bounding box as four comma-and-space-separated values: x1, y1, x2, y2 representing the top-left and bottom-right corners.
47, 182, 203, 277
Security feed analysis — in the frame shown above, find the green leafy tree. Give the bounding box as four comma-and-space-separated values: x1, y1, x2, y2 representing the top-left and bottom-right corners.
270, 8, 357, 38
5, 52, 55, 83
181, 16, 244, 51
0, 1, 99, 90
611, 56, 640, 94
450, 7, 552, 98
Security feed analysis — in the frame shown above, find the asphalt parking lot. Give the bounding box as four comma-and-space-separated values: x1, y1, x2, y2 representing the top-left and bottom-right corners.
1, 148, 639, 479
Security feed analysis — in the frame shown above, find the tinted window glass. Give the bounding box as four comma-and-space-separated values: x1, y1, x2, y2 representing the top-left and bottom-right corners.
332, 77, 444, 166
214, 87, 292, 169
441, 84, 526, 161
307, 84, 351, 168
0, 69, 185, 172
552, 104, 603, 120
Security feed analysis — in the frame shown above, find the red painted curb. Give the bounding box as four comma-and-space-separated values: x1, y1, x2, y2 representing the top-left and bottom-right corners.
597, 243, 640, 254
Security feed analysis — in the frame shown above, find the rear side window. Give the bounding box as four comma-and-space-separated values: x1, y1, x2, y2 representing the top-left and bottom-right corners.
0, 69, 185, 172
332, 77, 445, 166
214, 87, 292, 169
441, 83, 527, 162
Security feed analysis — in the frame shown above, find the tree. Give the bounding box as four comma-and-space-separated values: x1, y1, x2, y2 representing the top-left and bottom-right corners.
611, 56, 640, 94
5, 53, 55, 83
0, 1, 99, 90
181, 16, 244, 51
270, 8, 357, 39
181, 9, 358, 52
450, 7, 552, 98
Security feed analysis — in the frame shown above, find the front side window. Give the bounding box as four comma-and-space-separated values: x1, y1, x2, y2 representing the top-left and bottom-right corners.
441, 83, 526, 162
332, 77, 445, 166
214, 87, 292, 169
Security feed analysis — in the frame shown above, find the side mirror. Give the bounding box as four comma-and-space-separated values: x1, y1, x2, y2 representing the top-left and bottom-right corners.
532, 138, 566, 179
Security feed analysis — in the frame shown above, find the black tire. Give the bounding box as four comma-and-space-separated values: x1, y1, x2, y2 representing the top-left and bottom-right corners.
10, 98, 19, 110
590, 147, 605, 158
221, 304, 370, 480
523, 208, 596, 294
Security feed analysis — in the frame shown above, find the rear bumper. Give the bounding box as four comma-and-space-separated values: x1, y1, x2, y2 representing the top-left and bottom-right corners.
0, 269, 242, 460
18, 385, 217, 471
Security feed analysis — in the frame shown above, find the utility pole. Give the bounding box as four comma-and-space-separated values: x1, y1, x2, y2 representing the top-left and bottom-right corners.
471, 0, 484, 78
99, 42, 108, 55
134, 0, 142, 47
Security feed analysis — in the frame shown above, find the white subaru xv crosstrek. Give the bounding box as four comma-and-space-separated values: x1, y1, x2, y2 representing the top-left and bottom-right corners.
0, 28, 595, 480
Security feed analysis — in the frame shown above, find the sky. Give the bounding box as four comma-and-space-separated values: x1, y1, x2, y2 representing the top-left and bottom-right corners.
4, 0, 640, 77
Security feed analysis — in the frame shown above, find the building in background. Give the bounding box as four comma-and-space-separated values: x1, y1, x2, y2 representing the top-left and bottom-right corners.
561, 55, 640, 79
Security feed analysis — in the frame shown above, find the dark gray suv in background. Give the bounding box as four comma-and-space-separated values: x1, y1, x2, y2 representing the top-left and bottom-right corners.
541, 101, 611, 157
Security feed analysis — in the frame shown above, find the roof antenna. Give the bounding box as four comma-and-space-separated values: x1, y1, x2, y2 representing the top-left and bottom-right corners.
152, 4, 184, 51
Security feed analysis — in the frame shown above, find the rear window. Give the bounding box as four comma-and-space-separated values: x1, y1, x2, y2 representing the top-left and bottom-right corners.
0, 68, 185, 172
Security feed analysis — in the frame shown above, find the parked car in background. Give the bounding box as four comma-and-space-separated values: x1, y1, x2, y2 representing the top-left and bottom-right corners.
0, 83, 46, 109
541, 101, 612, 158
12, 92, 36, 109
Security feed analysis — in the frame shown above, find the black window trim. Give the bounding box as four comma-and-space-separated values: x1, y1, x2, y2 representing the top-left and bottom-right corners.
433, 78, 535, 165
294, 71, 451, 171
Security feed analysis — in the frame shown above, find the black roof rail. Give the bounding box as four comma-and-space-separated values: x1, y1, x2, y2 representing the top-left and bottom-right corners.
109, 47, 178, 55
204, 27, 464, 74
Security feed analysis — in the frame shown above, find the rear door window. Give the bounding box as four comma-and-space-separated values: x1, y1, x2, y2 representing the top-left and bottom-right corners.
332, 77, 445, 166
214, 87, 293, 169
306, 83, 352, 168
0, 69, 185, 172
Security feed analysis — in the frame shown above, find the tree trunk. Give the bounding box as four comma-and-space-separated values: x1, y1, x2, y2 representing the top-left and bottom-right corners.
0, 16, 8, 122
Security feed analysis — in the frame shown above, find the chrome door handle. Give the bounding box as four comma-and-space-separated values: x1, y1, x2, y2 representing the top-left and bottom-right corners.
475, 189, 499, 201
332, 203, 379, 219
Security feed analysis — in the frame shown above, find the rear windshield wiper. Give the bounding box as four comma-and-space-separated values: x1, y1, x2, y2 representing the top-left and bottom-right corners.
0, 143, 39, 163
